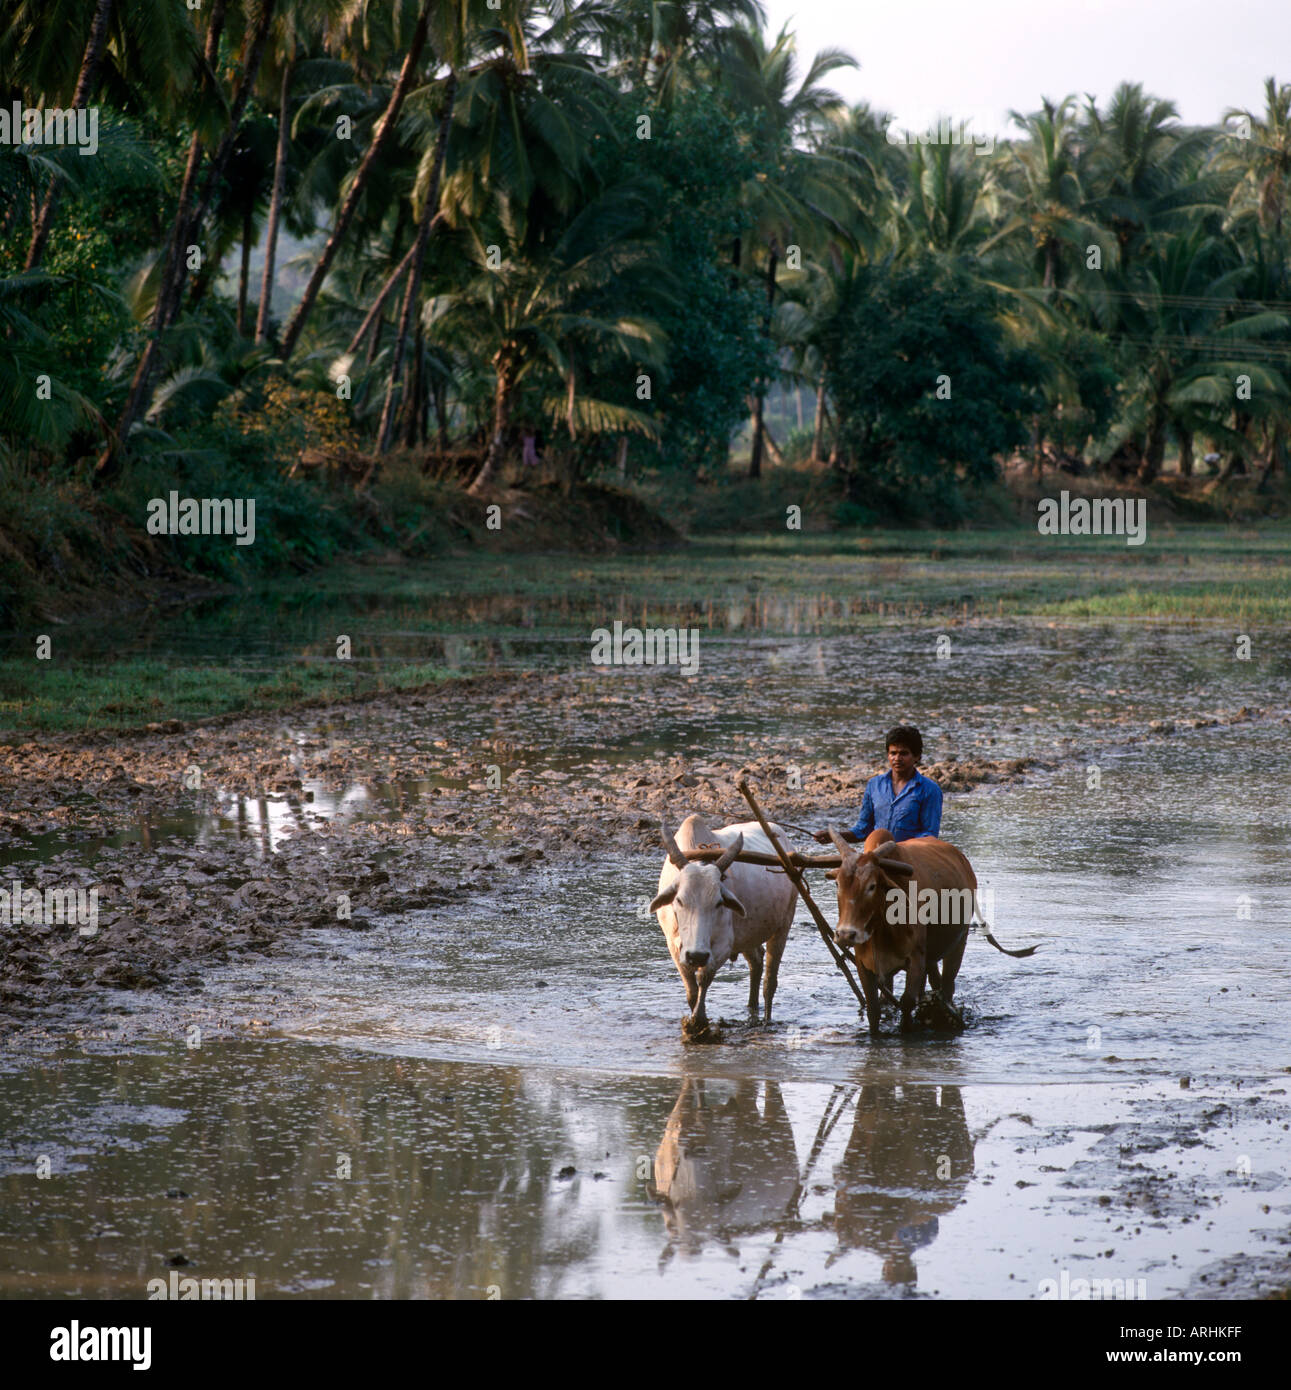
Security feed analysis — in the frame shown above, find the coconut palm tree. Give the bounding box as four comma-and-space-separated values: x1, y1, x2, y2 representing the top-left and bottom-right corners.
1097, 219, 1290, 482
1220, 77, 1291, 240
101, 0, 284, 473
714, 22, 856, 475
277, 0, 436, 361
432, 182, 672, 494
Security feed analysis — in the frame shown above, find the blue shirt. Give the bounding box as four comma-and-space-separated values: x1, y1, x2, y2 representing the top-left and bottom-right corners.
848, 770, 942, 841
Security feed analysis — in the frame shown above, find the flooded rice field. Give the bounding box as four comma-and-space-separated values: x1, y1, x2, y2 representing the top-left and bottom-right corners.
1, 592, 1290, 1299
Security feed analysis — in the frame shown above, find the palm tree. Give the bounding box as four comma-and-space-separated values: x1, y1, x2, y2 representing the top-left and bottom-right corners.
715, 22, 856, 475
375, 0, 508, 453
1098, 219, 1290, 482
254, 0, 352, 344
432, 184, 672, 494
1079, 82, 1213, 272
990, 97, 1100, 289
564, 0, 766, 106
1220, 78, 1291, 240
3, 0, 200, 271
22, 0, 115, 271
101, 0, 283, 473
277, 0, 436, 361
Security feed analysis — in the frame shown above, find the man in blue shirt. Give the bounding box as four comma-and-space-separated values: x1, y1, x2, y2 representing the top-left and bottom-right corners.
814, 724, 942, 845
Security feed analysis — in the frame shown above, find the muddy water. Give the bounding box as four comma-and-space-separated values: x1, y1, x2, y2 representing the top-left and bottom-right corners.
3, 708, 1290, 1296
175, 722, 1288, 1086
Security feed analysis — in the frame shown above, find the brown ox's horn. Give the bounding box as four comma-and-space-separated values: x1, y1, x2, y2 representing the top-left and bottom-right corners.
872, 844, 915, 877
661, 820, 688, 869
715, 831, 743, 875
826, 825, 856, 859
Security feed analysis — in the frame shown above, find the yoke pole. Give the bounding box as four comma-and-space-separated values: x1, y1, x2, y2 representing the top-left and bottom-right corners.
737, 777, 868, 1012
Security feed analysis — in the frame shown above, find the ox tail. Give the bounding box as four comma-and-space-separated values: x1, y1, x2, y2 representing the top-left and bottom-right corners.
982, 930, 1038, 959
973, 894, 1038, 958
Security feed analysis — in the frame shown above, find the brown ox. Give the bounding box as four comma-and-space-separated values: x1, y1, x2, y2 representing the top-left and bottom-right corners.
826, 826, 1035, 1034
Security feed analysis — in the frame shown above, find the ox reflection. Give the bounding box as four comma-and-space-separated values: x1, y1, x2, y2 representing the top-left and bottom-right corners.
832, 1084, 974, 1286
651, 1078, 799, 1256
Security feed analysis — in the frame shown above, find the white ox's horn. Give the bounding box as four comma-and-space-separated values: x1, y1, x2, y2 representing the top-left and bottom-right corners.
660, 820, 688, 869
714, 832, 743, 875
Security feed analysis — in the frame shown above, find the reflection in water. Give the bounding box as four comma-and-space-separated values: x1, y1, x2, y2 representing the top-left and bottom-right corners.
832, 1085, 974, 1286
651, 1078, 799, 1256
648, 1077, 974, 1288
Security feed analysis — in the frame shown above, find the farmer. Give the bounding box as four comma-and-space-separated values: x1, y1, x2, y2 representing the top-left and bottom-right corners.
814, 724, 942, 845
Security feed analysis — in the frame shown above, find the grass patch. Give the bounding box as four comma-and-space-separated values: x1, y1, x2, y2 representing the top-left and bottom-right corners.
0, 657, 459, 734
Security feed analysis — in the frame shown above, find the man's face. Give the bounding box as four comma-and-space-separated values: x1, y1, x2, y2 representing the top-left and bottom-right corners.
888, 744, 916, 776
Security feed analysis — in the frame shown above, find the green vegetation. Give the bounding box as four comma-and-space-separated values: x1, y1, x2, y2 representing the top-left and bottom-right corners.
0, 654, 460, 733
3, 523, 1285, 734
2, 2, 1291, 621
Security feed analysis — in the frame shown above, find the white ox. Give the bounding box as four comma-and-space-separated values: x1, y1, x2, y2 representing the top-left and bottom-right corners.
650, 814, 799, 1036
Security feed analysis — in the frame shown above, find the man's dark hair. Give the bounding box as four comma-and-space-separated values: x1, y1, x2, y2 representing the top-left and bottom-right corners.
885, 725, 923, 761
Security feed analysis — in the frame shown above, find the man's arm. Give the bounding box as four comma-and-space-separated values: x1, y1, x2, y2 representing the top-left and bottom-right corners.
918, 778, 943, 837
848, 782, 876, 839
814, 783, 874, 844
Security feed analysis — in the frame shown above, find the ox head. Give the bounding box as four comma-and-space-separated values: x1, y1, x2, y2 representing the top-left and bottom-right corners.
825, 825, 914, 949
650, 822, 746, 970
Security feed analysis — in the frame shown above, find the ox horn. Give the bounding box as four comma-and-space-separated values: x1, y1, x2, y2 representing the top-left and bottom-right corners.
715, 831, 743, 875
826, 825, 856, 859
872, 843, 915, 877
660, 820, 689, 869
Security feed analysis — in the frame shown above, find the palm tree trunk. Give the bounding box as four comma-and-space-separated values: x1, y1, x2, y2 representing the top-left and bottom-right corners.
433, 373, 449, 453
24, 0, 114, 270
377, 71, 457, 453
748, 393, 766, 479
279, 0, 434, 362
256, 59, 294, 345
1218, 411, 1250, 480
811, 371, 827, 464
1255, 421, 1284, 490
346, 242, 418, 356
1178, 429, 1193, 478
749, 245, 779, 480
236, 206, 253, 336
467, 365, 514, 495
1137, 411, 1167, 484
402, 320, 425, 447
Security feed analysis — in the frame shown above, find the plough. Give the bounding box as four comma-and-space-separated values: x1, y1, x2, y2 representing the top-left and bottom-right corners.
677, 778, 962, 1026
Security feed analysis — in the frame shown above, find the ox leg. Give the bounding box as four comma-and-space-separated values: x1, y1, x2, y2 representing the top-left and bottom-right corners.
857, 961, 882, 1035
691, 975, 712, 1030
900, 949, 926, 1032
745, 946, 765, 1013
762, 924, 790, 1023
938, 929, 969, 1003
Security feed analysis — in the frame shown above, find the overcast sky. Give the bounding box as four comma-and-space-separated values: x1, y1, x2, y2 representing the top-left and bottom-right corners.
761, 0, 1290, 138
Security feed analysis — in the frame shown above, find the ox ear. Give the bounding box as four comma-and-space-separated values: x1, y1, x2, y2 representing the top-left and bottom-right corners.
719, 886, 746, 917
649, 884, 678, 913
825, 868, 840, 880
